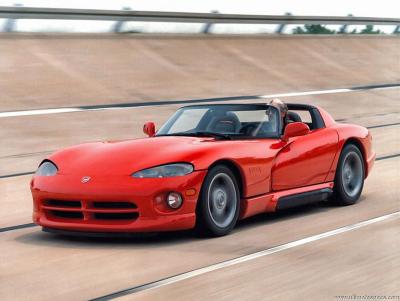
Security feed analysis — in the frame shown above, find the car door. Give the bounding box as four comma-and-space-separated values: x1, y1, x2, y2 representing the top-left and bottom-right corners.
271, 127, 338, 191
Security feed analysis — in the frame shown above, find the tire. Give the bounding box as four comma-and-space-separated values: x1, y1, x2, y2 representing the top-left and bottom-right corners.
196, 165, 240, 237
331, 144, 365, 205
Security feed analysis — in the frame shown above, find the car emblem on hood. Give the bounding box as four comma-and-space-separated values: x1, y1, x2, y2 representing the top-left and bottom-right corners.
81, 176, 91, 183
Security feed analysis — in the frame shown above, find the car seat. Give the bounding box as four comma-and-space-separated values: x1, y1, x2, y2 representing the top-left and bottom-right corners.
206, 113, 241, 133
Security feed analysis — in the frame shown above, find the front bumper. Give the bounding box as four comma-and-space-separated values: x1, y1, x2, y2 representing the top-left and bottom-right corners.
31, 170, 206, 233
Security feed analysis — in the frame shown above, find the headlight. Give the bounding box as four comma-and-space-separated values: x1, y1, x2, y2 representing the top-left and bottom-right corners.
132, 163, 193, 178
36, 161, 58, 176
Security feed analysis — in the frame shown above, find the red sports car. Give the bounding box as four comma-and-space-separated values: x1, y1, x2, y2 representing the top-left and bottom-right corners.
31, 103, 375, 236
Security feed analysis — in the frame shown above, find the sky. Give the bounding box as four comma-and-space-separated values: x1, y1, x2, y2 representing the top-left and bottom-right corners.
0, 0, 398, 33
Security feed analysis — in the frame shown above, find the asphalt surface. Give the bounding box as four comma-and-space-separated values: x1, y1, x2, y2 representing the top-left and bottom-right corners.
0, 35, 399, 301
1, 34, 399, 112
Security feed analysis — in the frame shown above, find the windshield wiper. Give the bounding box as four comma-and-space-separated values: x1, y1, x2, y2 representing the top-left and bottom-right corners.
190, 131, 232, 140
157, 131, 231, 140
156, 133, 194, 137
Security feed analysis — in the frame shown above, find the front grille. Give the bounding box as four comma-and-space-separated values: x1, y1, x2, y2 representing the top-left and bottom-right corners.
42, 199, 139, 223
92, 201, 137, 209
45, 199, 81, 208
94, 212, 139, 220
51, 210, 84, 219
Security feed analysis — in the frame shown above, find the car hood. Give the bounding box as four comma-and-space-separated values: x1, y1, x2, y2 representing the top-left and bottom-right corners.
48, 136, 225, 176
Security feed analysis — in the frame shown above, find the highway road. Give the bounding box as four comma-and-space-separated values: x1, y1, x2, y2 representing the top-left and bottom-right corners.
0, 34, 399, 301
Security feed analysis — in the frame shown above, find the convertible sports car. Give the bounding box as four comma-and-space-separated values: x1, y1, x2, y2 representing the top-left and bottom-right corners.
31, 103, 375, 236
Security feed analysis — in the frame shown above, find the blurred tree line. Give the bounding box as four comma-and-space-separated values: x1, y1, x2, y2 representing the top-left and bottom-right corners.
293, 24, 384, 34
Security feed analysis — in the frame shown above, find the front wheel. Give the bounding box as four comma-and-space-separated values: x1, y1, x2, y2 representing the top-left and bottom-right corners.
196, 165, 240, 237
331, 144, 365, 205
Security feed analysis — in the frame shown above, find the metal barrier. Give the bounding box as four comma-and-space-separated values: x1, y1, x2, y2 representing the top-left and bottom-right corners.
1, 6, 399, 33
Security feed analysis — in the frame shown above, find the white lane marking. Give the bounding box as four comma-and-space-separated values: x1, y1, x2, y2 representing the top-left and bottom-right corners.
95, 211, 400, 299
1, 85, 398, 119
259, 88, 351, 98
259, 85, 399, 98
0, 107, 84, 117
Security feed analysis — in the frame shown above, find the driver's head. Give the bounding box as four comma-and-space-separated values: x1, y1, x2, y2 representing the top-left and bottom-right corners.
269, 98, 288, 119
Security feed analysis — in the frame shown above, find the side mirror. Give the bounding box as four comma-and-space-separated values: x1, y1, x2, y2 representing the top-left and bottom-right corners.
282, 122, 310, 141
143, 122, 156, 137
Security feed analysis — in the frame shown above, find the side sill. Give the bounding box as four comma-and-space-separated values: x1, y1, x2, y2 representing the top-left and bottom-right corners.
276, 188, 333, 210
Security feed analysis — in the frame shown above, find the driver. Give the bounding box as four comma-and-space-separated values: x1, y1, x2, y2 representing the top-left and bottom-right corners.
269, 98, 288, 133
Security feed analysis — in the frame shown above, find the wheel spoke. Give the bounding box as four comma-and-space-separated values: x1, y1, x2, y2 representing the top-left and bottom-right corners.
207, 173, 237, 228
341, 151, 363, 198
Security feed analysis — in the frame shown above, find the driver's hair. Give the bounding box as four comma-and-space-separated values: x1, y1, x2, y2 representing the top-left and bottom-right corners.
269, 98, 288, 115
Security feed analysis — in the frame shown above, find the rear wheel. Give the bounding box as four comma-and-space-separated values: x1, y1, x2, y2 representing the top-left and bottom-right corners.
331, 144, 365, 205
196, 165, 240, 237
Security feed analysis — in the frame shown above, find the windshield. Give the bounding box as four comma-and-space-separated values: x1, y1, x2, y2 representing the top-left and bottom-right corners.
156, 104, 280, 139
